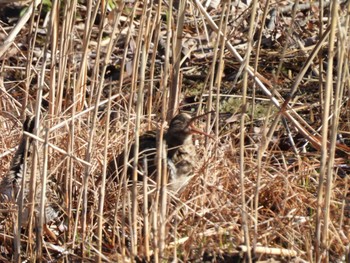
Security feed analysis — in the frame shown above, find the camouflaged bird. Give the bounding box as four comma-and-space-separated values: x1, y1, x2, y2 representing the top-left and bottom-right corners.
0, 117, 63, 237
108, 112, 209, 193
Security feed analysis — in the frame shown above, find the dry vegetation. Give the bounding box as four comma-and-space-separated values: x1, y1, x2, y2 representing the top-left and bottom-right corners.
0, 0, 350, 262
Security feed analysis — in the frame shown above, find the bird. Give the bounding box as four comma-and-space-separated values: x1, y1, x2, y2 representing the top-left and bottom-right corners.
0, 116, 63, 239
108, 112, 210, 193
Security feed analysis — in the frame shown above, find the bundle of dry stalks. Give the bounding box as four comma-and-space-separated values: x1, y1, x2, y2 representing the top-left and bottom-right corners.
0, 0, 350, 262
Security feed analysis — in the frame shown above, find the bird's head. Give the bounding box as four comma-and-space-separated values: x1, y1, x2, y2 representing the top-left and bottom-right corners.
166, 112, 213, 146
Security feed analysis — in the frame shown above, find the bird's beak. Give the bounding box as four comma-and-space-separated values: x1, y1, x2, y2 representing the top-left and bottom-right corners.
187, 111, 215, 139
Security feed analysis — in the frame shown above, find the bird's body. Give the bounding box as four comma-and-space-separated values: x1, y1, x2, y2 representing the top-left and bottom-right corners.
0, 117, 61, 232
108, 113, 204, 193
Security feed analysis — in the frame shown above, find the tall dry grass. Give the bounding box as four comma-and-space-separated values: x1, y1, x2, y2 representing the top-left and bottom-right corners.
0, 0, 349, 262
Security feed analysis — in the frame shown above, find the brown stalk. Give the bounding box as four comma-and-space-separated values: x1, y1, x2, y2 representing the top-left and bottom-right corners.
238, 0, 260, 260
130, 1, 147, 256
75, 0, 97, 112
205, 0, 225, 146
97, 85, 111, 263
36, 128, 49, 259
316, 1, 338, 261
30, 1, 53, 256
95, 2, 124, 261
80, 0, 103, 258
142, 2, 155, 259
119, 2, 140, 259
155, 0, 173, 259
146, 1, 162, 129
56, 0, 77, 114
252, 0, 271, 254
168, 0, 185, 120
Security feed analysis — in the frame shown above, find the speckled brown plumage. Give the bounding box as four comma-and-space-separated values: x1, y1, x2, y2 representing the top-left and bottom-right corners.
108, 113, 204, 193
0, 117, 62, 231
